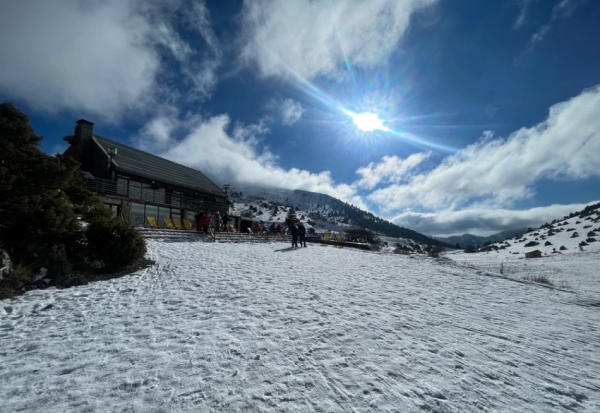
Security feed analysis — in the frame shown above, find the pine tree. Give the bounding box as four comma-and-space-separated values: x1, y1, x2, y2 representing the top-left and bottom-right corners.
0, 102, 80, 259
0, 102, 145, 274
286, 207, 298, 225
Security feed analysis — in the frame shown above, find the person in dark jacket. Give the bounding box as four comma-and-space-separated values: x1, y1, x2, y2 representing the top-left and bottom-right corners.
297, 222, 307, 247
194, 212, 202, 232
222, 212, 230, 232
291, 224, 299, 248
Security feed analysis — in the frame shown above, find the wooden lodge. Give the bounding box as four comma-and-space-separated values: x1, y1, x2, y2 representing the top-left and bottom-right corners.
63, 119, 230, 228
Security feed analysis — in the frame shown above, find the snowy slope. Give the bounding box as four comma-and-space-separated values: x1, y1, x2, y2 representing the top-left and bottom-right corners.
2, 239, 600, 412
449, 207, 600, 293
230, 191, 350, 235
229, 185, 450, 248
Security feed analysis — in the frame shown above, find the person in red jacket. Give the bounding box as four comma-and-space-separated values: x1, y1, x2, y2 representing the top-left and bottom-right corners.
200, 211, 211, 234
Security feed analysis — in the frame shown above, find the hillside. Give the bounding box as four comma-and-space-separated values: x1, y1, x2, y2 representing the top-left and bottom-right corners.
449, 202, 600, 293
229, 185, 452, 249
435, 228, 528, 248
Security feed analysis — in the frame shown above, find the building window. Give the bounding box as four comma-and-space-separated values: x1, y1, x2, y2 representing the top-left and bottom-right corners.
158, 207, 170, 228
154, 187, 165, 204
145, 205, 158, 223
185, 211, 196, 223
117, 178, 128, 195
130, 203, 145, 227
129, 181, 142, 200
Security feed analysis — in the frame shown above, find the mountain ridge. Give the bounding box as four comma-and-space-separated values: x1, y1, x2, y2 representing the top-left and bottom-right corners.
434, 228, 529, 248
230, 185, 454, 249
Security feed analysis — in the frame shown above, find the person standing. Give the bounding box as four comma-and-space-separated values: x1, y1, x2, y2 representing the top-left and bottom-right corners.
215, 211, 221, 232
298, 222, 307, 247
194, 211, 202, 232
200, 211, 211, 234
291, 224, 299, 248
222, 212, 230, 232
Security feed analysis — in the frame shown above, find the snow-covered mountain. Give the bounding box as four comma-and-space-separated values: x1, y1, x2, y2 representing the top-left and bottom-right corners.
470, 202, 600, 255
228, 185, 452, 249
448, 202, 600, 292
435, 228, 528, 248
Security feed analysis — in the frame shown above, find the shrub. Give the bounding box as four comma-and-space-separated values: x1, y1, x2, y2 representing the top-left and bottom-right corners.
344, 228, 383, 250
522, 274, 553, 286
524, 241, 539, 247
0, 261, 35, 300
86, 217, 146, 271
424, 244, 445, 258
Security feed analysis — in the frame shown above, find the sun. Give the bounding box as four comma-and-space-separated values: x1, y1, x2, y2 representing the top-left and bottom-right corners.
351, 112, 386, 132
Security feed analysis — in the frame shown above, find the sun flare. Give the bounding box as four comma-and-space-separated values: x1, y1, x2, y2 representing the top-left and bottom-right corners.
351, 112, 385, 132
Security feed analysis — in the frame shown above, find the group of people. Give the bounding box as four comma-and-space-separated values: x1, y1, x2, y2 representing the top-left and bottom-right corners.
268, 223, 284, 234
289, 222, 307, 248
194, 210, 230, 234
248, 219, 308, 248
194, 211, 307, 248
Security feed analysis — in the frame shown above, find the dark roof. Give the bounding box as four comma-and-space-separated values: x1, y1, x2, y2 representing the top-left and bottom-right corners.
93, 135, 224, 196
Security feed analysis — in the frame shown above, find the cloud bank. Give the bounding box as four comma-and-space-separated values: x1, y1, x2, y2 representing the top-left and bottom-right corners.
239, 0, 438, 79
135, 113, 366, 209
355, 153, 430, 190
391, 203, 599, 237
0, 0, 220, 121
368, 85, 600, 212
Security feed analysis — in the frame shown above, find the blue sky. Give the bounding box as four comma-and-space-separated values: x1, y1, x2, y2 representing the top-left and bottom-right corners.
1, 0, 599, 236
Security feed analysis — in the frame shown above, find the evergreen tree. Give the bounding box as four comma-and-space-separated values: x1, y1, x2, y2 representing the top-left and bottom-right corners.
286, 207, 298, 225
0, 103, 81, 259
0, 102, 146, 279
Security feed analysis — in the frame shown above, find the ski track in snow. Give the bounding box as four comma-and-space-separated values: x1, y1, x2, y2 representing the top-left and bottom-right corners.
1, 240, 600, 412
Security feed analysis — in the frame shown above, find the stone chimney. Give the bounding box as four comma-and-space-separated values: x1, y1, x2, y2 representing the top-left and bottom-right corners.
74, 119, 94, 143
63, 119, 94, 165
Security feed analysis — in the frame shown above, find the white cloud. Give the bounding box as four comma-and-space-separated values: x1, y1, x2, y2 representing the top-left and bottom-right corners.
135, 113, 367, 209
178, 0, 222, 96
514, 0, 533, 28
522, 0, 579, 54
239, 0, 438, 79
355, 153, 430, 190
391, 202, 599, 237
270, 98, 306, 126
135, 115, 178, 152
0, 0, 220, 121
368, 85, 600, 211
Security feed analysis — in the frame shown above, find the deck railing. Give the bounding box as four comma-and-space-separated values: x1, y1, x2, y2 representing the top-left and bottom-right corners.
86, 177, 228, 213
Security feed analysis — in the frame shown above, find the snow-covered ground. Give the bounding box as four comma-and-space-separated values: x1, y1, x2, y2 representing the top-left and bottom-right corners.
2, 239, 600, 412
449, 214, 600, 294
